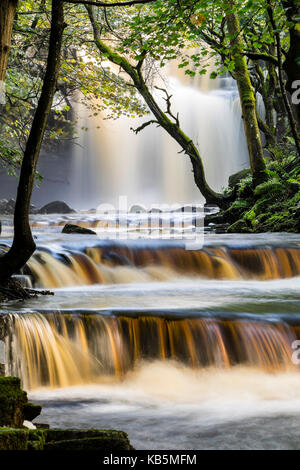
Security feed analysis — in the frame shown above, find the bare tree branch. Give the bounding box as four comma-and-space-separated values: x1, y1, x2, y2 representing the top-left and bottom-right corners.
154, 86, 180, 127
130, 119, 159, 133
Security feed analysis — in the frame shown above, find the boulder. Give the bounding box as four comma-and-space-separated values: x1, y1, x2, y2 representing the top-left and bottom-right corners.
0, 377, 28, 428
39, 201, 75, 214
62, 224, 96, 235
22, 403, 42, 422
44, 429, 133, 451
0, 428, 29, 450
0, 427, 134, 451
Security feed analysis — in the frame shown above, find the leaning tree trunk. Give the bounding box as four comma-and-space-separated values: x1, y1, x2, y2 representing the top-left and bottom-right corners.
86, 5, 230, 208
226, 1, 267, 186
0, 0, 65, 282
0, 0, 18, 101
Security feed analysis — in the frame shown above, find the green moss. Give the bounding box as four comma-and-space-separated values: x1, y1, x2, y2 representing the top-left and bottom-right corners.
27, 429, 46, 450
0, 427, 28, 450
44, 435, 132, 451
44, 429, 133, 451
0, 376, 28, 428
0, 427, 134, 451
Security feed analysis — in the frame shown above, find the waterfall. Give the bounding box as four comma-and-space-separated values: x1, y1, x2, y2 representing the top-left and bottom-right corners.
26, 242, 300, 288
7, 312, 297, 389
69, 73, 249, 209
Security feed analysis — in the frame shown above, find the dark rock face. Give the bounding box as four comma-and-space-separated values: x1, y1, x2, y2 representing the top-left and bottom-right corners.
22, 403, 42, 422
62, 224, 96, 235
39, 201, 75, 214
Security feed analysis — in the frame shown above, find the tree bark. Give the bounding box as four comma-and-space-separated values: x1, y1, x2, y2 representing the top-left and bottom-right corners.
87, 5, 230, 208
0, 0, 18, 101
226, 1, 267, 186
267, 0, 300, 156
281, 0, 300, 126
0, 0, 65, 282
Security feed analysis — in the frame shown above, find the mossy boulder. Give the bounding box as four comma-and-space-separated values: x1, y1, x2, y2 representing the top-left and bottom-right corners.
62, 224, 96, 235
0, 427, 134, 451
44, 429, 132, 450
27, 429, 46, 450
0, 427, 29, 450
0, 377, 28, 428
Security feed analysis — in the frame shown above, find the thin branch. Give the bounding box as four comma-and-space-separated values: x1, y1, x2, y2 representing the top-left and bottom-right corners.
130, 119, 159, 133
154, 86, 180, 126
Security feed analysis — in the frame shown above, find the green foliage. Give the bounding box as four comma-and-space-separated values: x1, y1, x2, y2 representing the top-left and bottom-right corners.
254, 178, 286, 197
225, 153, 300, 233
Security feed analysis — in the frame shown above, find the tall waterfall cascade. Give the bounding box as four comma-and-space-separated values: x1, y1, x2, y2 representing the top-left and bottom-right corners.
70, 71, 249, 209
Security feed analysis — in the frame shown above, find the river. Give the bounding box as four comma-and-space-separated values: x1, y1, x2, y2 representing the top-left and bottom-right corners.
1, 211, 300, 449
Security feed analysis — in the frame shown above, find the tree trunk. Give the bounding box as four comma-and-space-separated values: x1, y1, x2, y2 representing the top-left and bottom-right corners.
267, 0, 300, 156
86, 5, 230, 208
226, 1, 267, 185
0, 0, 65, 282
0, 0, 18, 101
0, 0, 17, 81
282, 0, 300, 126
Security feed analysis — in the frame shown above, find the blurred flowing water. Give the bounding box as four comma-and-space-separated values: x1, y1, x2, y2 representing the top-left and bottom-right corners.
69, 73, 249, 208
1, 211, 300, 449
0, 72, 297, 450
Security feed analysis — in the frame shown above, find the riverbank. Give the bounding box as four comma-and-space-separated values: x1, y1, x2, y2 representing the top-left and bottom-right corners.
208, 150, 300, 234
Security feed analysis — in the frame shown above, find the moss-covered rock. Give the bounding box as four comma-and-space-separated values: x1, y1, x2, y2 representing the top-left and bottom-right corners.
44, 435, 132, 451
44, 429, 132, 450
62, 224, 96, 235
0, 427, 134, 451
0, 377, 28, 428
0, 427, 28, 450
27, 429, 46, 450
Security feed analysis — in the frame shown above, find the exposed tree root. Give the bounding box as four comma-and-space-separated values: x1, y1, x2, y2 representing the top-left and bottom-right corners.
0, 278, 54, 302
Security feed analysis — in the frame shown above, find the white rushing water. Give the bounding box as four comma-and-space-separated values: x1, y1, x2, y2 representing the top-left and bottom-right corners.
69, 74, 249, 208
30, 363, 300, 450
